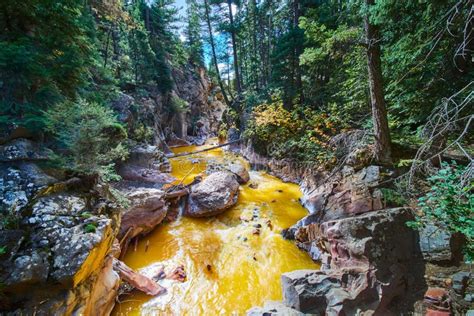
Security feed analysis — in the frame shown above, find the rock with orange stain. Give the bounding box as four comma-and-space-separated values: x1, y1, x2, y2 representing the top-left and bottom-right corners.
186, 171, 239, 217
113, 258, 166, 296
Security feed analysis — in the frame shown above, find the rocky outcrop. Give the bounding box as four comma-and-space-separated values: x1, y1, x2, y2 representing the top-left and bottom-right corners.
117, 144, 174, 185
0, 138, 121, 315
283, 164, 387, 250
419, 223, 464, 262
172, 66, 225, 140
1, 191, 121, 314
117, 187, 168, 251
186, 171, 240, 217
278, 208, 424, 315
0, 139, 56, 213
111, 64, 225, 148
301, 165, 385, 221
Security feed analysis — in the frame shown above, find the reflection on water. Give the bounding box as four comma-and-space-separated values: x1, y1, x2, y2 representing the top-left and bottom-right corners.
113, 142, 319, 315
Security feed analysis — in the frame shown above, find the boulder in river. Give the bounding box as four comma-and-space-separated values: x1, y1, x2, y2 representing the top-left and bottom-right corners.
207, 159, 250, 184
118, 188, 168, 248
186, 171, 239, 217
225, 161, 250, 184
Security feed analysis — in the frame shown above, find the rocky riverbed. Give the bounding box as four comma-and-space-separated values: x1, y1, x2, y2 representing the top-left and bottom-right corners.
1, 136, 472, 315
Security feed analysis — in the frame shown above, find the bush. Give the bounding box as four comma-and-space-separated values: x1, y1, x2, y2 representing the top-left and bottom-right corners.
169, 95, 189, 114
244, 95, 338, 165
131, 123, 154, 143
45, 99, 128, 181
408, 162, 474, 260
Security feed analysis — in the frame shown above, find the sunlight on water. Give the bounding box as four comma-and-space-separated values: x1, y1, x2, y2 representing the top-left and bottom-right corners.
113, 141, 319, 315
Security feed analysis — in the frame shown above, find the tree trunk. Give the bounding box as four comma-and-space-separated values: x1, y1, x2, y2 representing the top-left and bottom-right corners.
293, 0, 304, 104
227, 0, 242, 95
365, 0, 391, 163
204, 0, 231, 107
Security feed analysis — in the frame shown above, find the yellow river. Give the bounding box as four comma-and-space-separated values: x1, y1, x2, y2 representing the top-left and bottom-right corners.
113, 141, 319, 315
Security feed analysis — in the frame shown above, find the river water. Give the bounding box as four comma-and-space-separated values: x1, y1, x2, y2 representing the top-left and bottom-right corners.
113, 140, 319, 315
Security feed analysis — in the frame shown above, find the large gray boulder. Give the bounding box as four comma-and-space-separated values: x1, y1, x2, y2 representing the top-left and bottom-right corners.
186, 171, 239, 217
225, 161, 250, 184
118, 188, 168, 243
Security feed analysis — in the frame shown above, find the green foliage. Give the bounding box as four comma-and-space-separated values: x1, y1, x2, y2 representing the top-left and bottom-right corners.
408, 162, 474, 259
84, 223, 97, 234
44, 99, 128, 181
131, 123, 154, 143
0, 246, 6, 256
0, 0, 99, 132
80, 212, 93, 219
169, 95, 189, 114
380, 188, 407, 207
372, 0, 473, 131
185, 0, 205, 66
0, 209, 21, 230
109, 187, 131, 209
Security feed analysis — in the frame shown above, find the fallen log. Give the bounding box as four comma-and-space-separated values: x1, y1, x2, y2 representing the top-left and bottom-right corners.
167, 139, 241, 158
113, 258, 166, 296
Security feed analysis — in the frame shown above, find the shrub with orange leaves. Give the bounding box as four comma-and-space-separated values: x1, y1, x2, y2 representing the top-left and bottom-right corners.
244, 95, 341, 165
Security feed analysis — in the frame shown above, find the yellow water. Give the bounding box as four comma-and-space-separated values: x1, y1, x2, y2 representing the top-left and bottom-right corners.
113, 141, 319, 316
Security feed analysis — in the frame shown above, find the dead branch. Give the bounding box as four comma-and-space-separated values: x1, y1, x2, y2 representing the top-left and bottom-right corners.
167, 139, 242, 158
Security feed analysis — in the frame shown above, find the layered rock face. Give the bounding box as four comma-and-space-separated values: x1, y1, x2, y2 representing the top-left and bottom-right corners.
172, 66, 225, 142
112, 64, 226, 148
0, 139, 121, 315
281, 208, 423, 315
